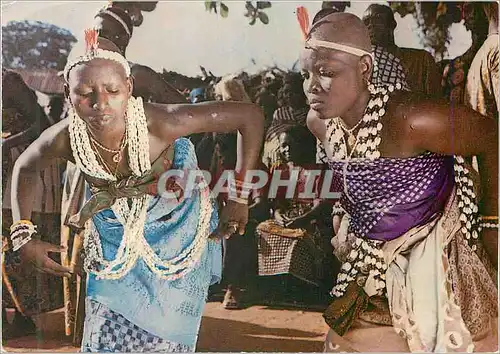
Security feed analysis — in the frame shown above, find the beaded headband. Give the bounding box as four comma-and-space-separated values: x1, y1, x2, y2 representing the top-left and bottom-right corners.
97, 8, 132, 37
297, 6, 374, 60
63, 28, 131, 82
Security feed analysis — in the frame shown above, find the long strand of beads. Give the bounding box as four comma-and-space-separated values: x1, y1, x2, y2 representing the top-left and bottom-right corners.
126, 97, 151, 176
330, 235, 387, 298
69, 107, 117, 181
84, 187, 212, 280
327, 83, 397, 162
453, 155, 481, 251
71, 96, 176, 281
327, 83, 400, 299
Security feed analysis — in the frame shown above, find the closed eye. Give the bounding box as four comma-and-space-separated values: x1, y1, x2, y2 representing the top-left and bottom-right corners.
319, 70, 336, 77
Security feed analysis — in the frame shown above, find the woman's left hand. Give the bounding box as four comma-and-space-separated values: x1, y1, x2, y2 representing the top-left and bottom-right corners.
210, 200, 249, 239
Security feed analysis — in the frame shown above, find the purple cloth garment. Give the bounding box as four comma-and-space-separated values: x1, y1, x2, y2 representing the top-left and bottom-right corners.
329, 152, 455, 241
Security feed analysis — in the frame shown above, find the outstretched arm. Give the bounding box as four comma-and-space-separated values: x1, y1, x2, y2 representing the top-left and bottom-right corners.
149, 101, 265, 238
149, 101, 265, 180
408, 100, 498, 264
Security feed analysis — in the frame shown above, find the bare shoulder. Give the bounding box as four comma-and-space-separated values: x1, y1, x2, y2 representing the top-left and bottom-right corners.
15, 118, 73, 169
38, 119, 70, 147
143, 101, 179, 142
387, 91, 449, 126
38, 119, 72, 159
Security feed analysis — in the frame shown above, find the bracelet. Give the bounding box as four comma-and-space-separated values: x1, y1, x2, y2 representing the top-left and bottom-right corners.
332, 201, 345, 216
10, 221, 37, 252
12, 234, 33, 252
228, 178, 252, 200
480, 216, 499, 221
11, 227, 36, 240
10, 219, 34, 232
479, 222, 499, 229
227, 195, 249, 205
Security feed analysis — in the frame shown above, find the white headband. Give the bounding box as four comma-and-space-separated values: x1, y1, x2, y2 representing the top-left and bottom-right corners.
63, 48, 131, 82
99, 9, 131, 37
306, 38, 374, 60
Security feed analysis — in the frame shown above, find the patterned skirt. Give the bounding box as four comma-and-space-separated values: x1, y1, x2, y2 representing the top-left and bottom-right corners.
81, 299, 191, 353
324, 186, 498, 352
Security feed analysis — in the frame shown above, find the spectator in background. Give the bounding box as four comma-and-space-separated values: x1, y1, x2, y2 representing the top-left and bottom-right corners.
206, 75, 269, 309
257, 125, 333, 296
362, 4, 441, 96
263, 72, 309, 168
254, 73, 280, 131
189, 87, 206, 103
312, 2, 350, 24
465, 2, 499, 120
111, 1, 158, 27
442, 3, 489, 105
93, 4, 186, 104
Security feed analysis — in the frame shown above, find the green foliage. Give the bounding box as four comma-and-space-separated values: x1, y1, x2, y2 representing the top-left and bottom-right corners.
205, 1, 271, 25
390, 2, 463, 60
2, 20, 76, 70
245, 2, 272, 25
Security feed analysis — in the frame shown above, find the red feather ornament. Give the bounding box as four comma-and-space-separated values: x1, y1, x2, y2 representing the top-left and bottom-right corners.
296, 6, 310, 40
84, 28, 99, 53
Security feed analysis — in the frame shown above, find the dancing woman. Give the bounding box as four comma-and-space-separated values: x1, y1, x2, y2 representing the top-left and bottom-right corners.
298, 11, 498, 352
9, 31, 264, 352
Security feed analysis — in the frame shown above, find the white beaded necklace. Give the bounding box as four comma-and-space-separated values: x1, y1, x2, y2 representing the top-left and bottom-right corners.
70, 96, 212, 280
329, 83, 397, 162
327, 83, 395, 298
327, 83, 480, 300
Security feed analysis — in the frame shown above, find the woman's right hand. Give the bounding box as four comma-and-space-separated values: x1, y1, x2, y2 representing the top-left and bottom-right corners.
19, 239, 72, 278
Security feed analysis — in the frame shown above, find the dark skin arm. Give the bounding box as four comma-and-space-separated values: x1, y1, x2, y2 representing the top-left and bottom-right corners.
11, 119, 73, 277
402, 96, 498, 266
147, 100, 266, 238
147, 101, 265, 185
12, 100, 264, 275
2, 125, 38, 150
131, 64, 187, 104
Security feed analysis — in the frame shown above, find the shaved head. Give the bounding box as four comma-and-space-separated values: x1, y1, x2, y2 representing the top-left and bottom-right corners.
300, 12, 373, 122
308, 12, 372, 54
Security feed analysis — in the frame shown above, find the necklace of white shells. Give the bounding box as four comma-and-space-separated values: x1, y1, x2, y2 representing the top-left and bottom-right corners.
69, 96, 212, 280
327, 83, 481, 299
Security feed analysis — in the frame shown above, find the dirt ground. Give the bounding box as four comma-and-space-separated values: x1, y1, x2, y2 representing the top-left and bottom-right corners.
2, 302, 329, 352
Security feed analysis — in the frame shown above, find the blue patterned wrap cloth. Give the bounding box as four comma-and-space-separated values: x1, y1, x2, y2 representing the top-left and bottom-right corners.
85, 138, 222, 350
